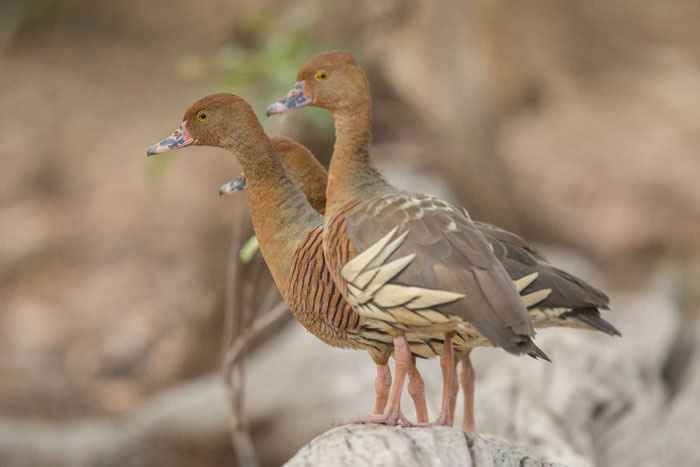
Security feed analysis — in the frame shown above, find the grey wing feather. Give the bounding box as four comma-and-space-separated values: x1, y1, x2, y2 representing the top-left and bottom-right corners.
477, 222, 617, 336
473, 221, 547, 261
345, 193, 540, 355
479, 224, 610, 310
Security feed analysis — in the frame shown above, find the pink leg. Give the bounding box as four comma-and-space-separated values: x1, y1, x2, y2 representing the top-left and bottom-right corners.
460, 349, 475, 432
449, 363, 458, 421
374, 363, 392, 414
382, 335, 412, 425
434, 333, 456, 426
407, 357, 429, 423
335, 335, 414, 427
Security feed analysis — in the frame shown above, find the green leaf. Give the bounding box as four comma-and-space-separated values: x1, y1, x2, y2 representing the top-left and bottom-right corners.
240, 235, 260, 263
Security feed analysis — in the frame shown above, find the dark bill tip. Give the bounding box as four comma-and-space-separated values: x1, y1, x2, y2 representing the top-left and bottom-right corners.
219, 177, 247, 195
147, 122, 194, 156
266, 103, 286, 117
147, 145, 162, 157
265, 81, 312, 117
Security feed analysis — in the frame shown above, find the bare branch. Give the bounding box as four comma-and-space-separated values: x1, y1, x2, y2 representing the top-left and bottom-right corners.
219, 196, 291, 467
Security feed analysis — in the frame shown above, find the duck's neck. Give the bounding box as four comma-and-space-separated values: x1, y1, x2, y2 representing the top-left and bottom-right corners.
326, 101, 389, 214
230, 133, 322, 288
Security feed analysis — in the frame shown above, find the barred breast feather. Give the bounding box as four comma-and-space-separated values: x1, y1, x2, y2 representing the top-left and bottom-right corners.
284, 226, 479, 362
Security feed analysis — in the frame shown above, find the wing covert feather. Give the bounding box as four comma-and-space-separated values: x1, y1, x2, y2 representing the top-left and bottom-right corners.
343, 193, 536, 352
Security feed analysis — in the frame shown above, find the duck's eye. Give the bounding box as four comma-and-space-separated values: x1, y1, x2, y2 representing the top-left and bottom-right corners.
315, 70, 328, 81
197, 110, 209, 121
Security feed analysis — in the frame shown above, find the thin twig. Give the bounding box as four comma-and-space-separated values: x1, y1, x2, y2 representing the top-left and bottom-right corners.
219, 196, 291, 467
223, 300, 289, 467
222, 196, 247, 359
223, 300, 290, 389
220, 196, 259, 467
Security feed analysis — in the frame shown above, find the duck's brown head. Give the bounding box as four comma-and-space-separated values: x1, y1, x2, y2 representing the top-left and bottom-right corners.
148, 93, 265, 156
266, 50, 369, 116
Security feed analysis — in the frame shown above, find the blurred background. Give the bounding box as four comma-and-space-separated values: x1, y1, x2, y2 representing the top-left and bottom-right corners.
1, 0, 700, 466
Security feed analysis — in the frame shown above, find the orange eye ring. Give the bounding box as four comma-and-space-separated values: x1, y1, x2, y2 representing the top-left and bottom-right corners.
315, 70, 328, 81
197, 110, 209, 121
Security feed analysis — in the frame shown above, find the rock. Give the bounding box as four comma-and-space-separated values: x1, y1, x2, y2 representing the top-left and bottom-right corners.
285, 424, 565, 467
0, 376, 231, 467
598, 319, 700, 467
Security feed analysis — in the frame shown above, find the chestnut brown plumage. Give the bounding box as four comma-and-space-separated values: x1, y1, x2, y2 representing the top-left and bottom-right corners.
233, 138, 617, 339
218, 136, 328, 215
256, 137, 617, 431
268, 137, 328, 214
268, 51, 613, 429
147, 94, 455, 425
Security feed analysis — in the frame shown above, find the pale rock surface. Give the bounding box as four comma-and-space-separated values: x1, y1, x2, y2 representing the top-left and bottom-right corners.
285, 425, 566, 467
